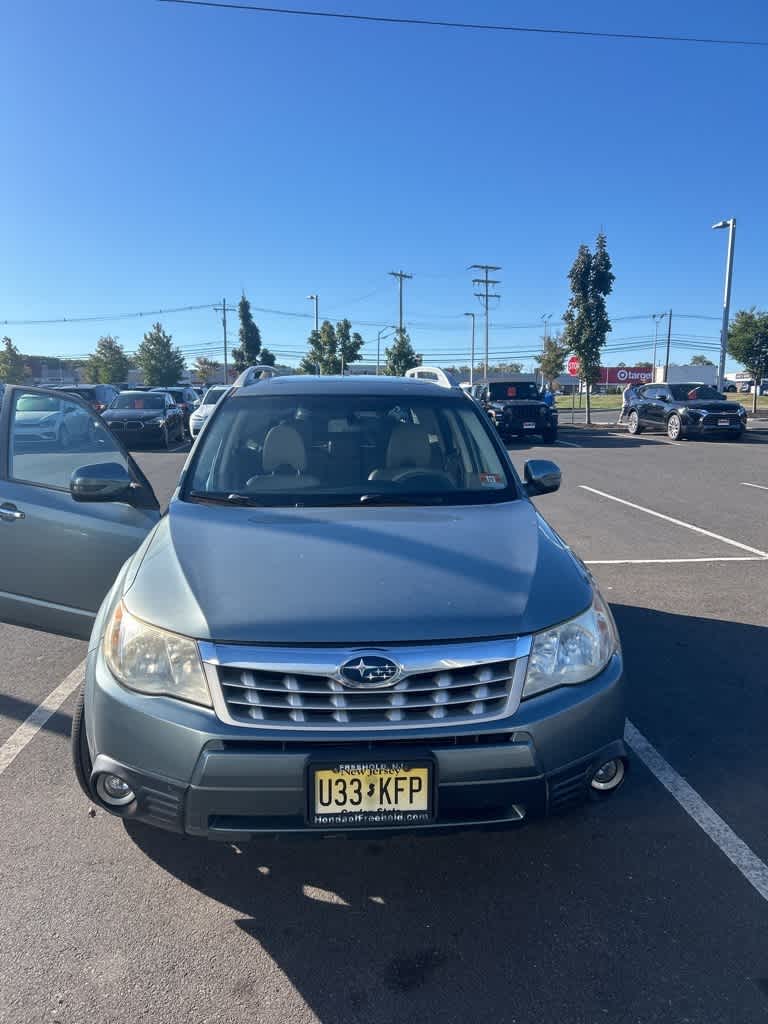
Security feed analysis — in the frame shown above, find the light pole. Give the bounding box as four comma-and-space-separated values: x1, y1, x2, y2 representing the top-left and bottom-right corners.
540, 313, 552, 389
712, 218, 736, 391
377, 326, 395, 375
307, 294, 319, 373
652, 312, 666, 379
464, 313, 476, 385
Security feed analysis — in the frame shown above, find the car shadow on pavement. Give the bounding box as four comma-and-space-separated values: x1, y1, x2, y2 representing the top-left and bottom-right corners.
0, 692, 71, 735
122, 603, 768, 1023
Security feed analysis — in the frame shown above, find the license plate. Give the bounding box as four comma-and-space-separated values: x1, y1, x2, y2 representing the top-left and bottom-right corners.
523, 421, 536, 429
310, 761, 433, 827
718, 418, 730, 426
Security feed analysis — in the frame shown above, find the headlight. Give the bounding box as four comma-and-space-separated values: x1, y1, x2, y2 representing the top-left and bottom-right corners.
148, 417, 165, 426
737, 404, 746, 415
522, 592, 619, 698
104, 603, 211, 707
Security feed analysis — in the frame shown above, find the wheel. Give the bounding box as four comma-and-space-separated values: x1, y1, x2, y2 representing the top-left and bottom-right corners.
162, 426, 171, 450
727, 429, 745, 441
666, 413, 684, 440
541, 427, 558, 444
59, 425, 71, 449
71, 685, 95, 802
627, 410, 642, 434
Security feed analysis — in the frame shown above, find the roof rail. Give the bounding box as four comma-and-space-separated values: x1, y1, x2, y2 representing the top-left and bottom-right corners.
232, 365, 281, 388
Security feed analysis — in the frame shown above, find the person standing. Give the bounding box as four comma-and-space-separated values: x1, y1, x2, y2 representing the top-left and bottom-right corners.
617, 383, 635, 424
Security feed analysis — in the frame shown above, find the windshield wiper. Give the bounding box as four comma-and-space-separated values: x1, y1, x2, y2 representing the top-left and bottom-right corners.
186, 491, 269, 506
359, 493, 446, 505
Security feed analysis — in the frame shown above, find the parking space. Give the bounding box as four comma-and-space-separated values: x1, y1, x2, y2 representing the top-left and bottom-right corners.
2, 425, 768, 1023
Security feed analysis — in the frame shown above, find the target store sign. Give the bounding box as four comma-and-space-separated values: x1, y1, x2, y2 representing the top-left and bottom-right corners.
607, 366, 654, 385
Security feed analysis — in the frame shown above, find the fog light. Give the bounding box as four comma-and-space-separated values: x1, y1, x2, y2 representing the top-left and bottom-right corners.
590, 758, 625, 792
96, 773, 136, 807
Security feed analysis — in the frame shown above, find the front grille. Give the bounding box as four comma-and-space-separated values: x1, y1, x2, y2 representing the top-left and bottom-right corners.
108, 420, 144, 431
201, 639, 529, 731
701, 414, 737, 427
504, 406, 544, 423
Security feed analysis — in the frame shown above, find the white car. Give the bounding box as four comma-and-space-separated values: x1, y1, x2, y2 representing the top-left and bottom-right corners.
12, 393, 91, 446
189, 385, 230, 437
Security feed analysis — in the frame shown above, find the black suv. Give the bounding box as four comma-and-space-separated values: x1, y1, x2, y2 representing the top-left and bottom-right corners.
150, 386, 199, 435
627, 382, 747, 440
56, 383, 119, 413
482, 380, 558, 444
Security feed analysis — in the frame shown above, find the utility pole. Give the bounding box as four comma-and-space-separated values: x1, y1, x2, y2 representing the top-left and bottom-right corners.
388, 270, 413, 336
663, 309, 673, 381
222, 297, 228, 382
376, 326, 395, 375
652, 312, 666, 377
470, 264, 501, 383
540, 313, 552, 389
464, 313, 476, 385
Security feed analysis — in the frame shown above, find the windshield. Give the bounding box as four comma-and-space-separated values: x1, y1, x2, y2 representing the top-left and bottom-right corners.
153, 389, 183, 401
111, 394, 165, 410
669, 384, 723, 401
202, 387, 226, 405
185, 392, 516, 506
488, 382, 540, 401
17, 396, 60, 413
60, 388, 96, 400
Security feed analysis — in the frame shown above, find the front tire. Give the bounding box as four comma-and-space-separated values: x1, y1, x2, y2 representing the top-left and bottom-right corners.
162, 426, 171, 450
627, 410, 642, 435
667, 413, 684, 440
541, 426, 558, 444
71, 685, 95, 802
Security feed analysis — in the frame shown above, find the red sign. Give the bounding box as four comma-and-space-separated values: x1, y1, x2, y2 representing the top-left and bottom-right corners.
602, 366, 654, 385
567, 356, 581, 376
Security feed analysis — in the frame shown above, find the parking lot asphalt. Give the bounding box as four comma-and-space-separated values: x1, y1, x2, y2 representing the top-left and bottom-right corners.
1, 427, 767, 1024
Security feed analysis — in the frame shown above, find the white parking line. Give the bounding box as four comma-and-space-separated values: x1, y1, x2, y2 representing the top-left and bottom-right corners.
0, 660, 85, 778
586, 556, 768, 565
625, 721, 768, 903
579, 485, 768, 558
741, 482, 768, 491
556, 439, 581, 448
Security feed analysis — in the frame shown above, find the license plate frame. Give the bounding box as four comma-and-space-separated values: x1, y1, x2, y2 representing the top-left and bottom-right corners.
717, 418, 730, 426
307, 758, 436, 829
523, 421, 536, 430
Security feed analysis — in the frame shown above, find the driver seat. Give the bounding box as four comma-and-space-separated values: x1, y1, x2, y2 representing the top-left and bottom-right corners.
368, 422, 433, 481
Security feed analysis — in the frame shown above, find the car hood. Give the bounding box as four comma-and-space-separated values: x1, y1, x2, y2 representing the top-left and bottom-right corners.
123, 499, 592, 644
682, 400, 735, 412
104, 408, 166, 420
492, 400, 546, 409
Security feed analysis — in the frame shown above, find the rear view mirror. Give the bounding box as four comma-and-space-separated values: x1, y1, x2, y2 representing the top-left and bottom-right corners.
524, 459, 561, 496
70, 462, 133, 503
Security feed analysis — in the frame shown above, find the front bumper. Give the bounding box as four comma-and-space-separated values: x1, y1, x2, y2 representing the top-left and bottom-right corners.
85, 649, 626, 839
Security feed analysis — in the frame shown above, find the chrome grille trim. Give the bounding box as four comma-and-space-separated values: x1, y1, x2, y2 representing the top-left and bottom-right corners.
199, 638, 531, 731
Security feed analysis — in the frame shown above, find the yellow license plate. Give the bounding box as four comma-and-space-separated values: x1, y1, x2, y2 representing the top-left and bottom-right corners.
311, 762, 433, 827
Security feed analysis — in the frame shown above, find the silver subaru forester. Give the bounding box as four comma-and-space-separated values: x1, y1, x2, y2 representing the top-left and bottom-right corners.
0, 376, 626, 838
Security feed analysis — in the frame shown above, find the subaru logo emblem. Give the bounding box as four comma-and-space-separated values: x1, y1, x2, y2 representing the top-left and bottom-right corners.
338, 655, 400, 688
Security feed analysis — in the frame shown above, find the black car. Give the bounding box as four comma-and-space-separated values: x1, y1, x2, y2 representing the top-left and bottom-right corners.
56, 383, 119, 413
102, 390, 184, 448
627, 383, 747, 441
150, 386, 199, 435
482, 380, 558, 444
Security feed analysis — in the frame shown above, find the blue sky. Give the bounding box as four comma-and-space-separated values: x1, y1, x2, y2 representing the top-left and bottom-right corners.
2, 0, 767, 372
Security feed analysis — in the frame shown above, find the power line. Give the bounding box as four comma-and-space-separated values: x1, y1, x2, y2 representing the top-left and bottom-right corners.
0, 303, 217, 327
158, 1, 768, 48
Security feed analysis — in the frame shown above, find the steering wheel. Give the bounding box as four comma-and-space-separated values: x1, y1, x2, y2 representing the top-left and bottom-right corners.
390, 468, 456, 487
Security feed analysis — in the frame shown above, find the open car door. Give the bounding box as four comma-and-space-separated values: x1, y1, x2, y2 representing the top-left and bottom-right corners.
0, 386, 161, 639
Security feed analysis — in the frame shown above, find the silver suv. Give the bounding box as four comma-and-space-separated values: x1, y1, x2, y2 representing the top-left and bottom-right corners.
0, 378, 626, 839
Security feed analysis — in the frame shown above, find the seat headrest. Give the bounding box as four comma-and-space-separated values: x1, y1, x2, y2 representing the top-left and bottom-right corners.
262, 424, 307, 473
386, 422, 432, 470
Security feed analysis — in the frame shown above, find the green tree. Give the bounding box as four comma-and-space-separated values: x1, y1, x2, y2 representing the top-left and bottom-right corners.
562, 232, 615, 423
336, 319, 364, 372
193, 356, 220, 384
300, 320, 337, 375
0, 337, 26, 383
384, 328, 420, 376
727, 308, 768, 413
231, 294, 263, 372
534, 332, 569, 388
135, 322, 186, 386
690, 354, 715, 366
635, 361, 653, 369
83, 335, 130, 383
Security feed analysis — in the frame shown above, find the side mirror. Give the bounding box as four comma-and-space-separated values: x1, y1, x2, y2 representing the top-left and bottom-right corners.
70, 462, 133, 503
524, 459, 561, 496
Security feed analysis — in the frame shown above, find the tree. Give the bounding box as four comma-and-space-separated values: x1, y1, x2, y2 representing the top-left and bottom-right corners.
135, 322, 186, 386
0, 337, 26, 383
384, 328, 420, 376
562, 232, 615, 423
300, 321, 337, 375
193, 356, 220, 384
690, 354, 715, 366
231, 294, 263, 372
727, 308, 768, 413
635, 361, 653, 369
83, 335, 130, 384
336, 319, 364, 372
534, 332, 569, 388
